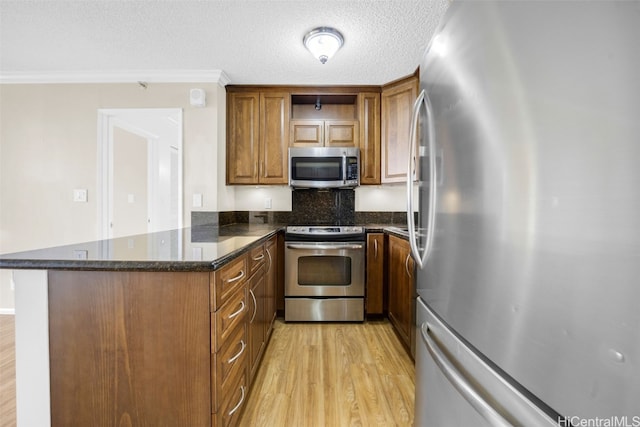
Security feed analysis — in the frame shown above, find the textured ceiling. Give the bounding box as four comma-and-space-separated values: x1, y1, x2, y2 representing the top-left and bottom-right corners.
0, 0, 450, 86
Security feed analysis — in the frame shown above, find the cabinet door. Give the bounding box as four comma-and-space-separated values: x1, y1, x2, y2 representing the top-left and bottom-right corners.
265, 236, 277, 338
358, 92, 381, 184
387, 235, 414, 348
48, 271, 211, 427
227, 92, 260, 184
324, 120, 359, 147
260, 92, 290, 184
290, 120, 324, 147
366, 233, 385, 315
381, 76, 418, 183
248, 268, 266, 384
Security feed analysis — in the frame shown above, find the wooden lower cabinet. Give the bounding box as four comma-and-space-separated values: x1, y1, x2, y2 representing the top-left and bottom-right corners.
48, 270, 212, 427
48, 236, 281, 427
265, 236, 277, 337
248, 266, 266, 383
387, 235, 415, 352
366, 233, 385, 315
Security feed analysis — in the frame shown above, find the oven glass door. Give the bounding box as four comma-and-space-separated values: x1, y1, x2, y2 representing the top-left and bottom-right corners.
285, 242, 364, 297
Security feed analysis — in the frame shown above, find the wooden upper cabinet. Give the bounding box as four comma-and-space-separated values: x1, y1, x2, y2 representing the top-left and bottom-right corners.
290, 120, 324, 147
226, 90, 289, 185
381, 75, 418, 183
260, 92, 290, 184
290, 119, 358, 147
227, 92, 259, 184
358, 92, 381, 185
325, 120, 358, 147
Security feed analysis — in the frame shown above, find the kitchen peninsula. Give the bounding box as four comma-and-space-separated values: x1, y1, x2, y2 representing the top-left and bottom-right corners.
0, 224, 282, 427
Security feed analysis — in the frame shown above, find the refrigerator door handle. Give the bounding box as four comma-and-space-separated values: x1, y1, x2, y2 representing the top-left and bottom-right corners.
421, 322, 513, 427
407, 89, 437, 270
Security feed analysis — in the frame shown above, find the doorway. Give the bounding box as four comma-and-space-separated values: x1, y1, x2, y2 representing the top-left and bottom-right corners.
97, 108, 183, 240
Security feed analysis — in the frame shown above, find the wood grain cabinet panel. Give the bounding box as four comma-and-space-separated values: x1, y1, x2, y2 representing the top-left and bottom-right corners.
212, 284, 248, 353
211, 253, 248, 312
290, 119, 358, 148
358, 92, 381, 184
290, 120, 324, 147
381, 75, 418, 183
366, 233, 385, 315
212, 320, 247, 414
259, 92, 290, 184
227, 90, 290, 184
213, 370, 247, 427
265, 236, 277, 337
325, 120, 359, 147
248, 244, 266, 277
247, 267, 266, 384
227, 92, 260, 184
387, 235, 415, 351
48, 271, 211, 427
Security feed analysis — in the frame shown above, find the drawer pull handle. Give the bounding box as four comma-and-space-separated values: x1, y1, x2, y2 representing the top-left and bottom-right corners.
228, 340, 246, 364
226, 270, 245, 284
252, 253, 265, 261
228, 385, 246, 416
228, 300, 245, 320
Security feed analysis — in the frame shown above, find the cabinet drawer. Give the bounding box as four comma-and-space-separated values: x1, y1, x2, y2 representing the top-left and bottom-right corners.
212, 285, 247, 353
211, 254, 248, 312
212, 321, 247, 413
213, 370, 247, 427
248, 244, 265, 277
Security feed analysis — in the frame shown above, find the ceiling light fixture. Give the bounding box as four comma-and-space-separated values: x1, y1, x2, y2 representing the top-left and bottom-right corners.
303, 27, 344, 64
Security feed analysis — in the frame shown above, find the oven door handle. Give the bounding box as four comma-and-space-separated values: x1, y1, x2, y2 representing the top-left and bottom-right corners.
286, 243, 364, 250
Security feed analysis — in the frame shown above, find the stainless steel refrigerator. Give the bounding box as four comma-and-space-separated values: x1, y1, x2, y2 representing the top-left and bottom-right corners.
408, 2, 640, 425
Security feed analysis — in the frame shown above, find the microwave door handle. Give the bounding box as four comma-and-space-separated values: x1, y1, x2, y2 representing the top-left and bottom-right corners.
342, 153, 347, 184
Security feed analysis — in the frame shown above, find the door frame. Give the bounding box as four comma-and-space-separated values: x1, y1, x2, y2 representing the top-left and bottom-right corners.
97, 108, 183, 240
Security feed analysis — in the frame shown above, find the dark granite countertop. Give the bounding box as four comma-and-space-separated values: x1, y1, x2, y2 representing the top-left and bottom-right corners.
0, 224, 284, 272
0, 222, 413, 272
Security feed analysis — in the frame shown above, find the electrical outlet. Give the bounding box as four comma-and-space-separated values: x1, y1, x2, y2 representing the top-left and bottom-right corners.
73, 189, 88, 202
264, 198, 272, 209
193, 193, 203, 207
73, 250, 88, 259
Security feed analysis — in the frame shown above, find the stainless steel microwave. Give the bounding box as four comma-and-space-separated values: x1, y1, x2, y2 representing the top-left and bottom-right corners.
289, 147, 360, 189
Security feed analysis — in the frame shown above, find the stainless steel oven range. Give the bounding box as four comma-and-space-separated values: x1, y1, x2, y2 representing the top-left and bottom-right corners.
284, 225, 365, 322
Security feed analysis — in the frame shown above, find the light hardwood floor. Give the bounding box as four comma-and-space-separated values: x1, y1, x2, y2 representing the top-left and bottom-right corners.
240, 319, 415, 427
0, 314, 16, 427
0, 317, 414, 427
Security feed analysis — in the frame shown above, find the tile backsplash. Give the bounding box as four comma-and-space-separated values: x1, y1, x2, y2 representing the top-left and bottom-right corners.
192, 188, 408, 227
289, 189, 355, 225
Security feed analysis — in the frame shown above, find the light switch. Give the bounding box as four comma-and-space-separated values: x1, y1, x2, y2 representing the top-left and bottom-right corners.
193, 193, 203, 207
73, 189, 88, 202
264, 198, 272, 209
128, 194, 135, 203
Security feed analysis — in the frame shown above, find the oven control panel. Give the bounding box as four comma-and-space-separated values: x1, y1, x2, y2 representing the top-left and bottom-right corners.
285, 225, 365, 241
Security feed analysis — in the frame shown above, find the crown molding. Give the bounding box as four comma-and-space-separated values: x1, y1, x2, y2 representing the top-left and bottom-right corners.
0, 69, 231, 86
